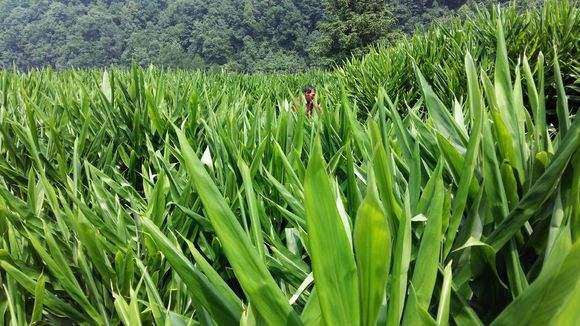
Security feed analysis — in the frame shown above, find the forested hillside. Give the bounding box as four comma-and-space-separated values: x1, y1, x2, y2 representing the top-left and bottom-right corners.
0, 0, 523, 72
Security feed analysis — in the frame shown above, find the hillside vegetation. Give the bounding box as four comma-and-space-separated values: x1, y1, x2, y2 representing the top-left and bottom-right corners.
1, 0, 517, 72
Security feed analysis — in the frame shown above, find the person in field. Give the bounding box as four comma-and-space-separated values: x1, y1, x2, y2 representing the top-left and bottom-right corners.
292, 85, 320, 116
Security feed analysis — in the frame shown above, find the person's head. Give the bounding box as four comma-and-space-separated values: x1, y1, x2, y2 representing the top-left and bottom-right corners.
303, 85, 316, 103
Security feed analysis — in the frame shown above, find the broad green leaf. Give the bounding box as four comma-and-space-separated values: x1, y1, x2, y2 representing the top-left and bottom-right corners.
30, 274, 45, 325
487, 118, 580, 251
101, 70, 112, 103
386, 190, 412, 326
141, 218, 242, 325
414, 63, 468, 149
135, 259, 165, 326
402, 284, 437, 326
553, 47, 571, 137
183, 237, 242, 307
522, 54, 543, 151
301, 288, 323, 326
354, 173, 391, 326
113, 287, 141, 326
491, 229, 580, 326
444, 52, 484, 258
493, 18, 526, 183
238, 159, 265, 259
372, 135, 403, 224
407, 161, 444, 311
436, 262, 453, 326
175, 127, 300, 325
304, 137, 359, 326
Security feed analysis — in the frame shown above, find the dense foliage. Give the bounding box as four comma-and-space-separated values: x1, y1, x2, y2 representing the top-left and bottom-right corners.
0, 0, 322, 72
341, 0, 579, 117
0, 0, 532, 72
0, 1, 579, 325
311, 0, 393, 66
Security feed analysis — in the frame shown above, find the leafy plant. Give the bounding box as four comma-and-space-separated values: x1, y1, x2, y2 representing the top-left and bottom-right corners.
0, 3, 578, 325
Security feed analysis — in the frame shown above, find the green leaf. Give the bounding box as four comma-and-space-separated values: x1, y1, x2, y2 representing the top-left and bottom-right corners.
553, 47, 571, 137
304, 136, 359, 326
493, 18, 526, 184
175, 126, 300, 325
238, 159, 265, 259
486, 118, 580, 251
372, 133, 403, 224
386, 190, 412, 326
414, 63, 468, 149
402, 284, 437, 326
444, 52, 484, 257
0, 260, 84, 320
300, 288, 323, 326
354, 172, 391, 326
30, 274, 45, 325
141, 218, 242, 325
101, 70, 113, 103
113, 288, 141, 326
135, 259, 165, 326
436, 262, 452, 326
407, 161, 444, 310
522, 54, 543, 151
491, 229, 580, 326
183, 237, 242, 307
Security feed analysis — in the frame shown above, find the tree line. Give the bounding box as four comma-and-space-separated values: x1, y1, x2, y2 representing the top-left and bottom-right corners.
0, 0, 520, 72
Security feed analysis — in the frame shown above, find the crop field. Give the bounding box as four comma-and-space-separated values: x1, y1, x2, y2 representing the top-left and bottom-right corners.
0, 1, 578, 325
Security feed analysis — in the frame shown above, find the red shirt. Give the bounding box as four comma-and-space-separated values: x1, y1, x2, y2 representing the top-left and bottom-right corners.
292, 97, 319, 116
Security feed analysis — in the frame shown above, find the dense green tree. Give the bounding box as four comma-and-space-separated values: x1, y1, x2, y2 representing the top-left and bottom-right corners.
0, 0, 525, 71
312, 0, 394, 66
388, 0, 518, 34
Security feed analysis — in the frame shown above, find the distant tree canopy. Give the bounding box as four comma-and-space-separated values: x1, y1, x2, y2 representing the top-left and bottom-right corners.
0, 0, 524, 72
312, 0, 394, 66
